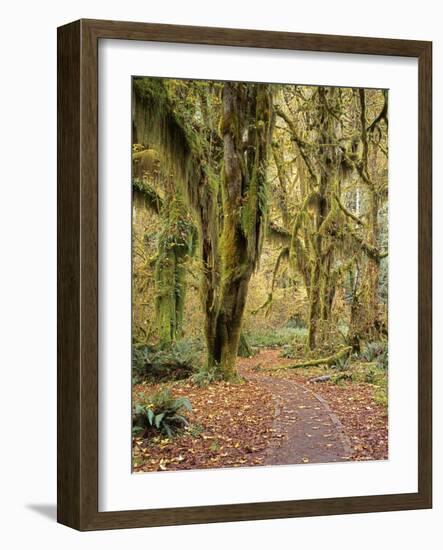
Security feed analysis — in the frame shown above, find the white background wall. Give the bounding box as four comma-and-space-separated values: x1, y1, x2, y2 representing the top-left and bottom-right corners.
0, 1, 441, 548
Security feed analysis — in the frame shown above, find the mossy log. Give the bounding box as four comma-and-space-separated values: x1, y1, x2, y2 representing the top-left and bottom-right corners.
269, 346, 352, 371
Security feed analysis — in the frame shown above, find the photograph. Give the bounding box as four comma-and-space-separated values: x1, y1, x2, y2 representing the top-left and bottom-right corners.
131, 76, 389, 473
1, 0, 435, 539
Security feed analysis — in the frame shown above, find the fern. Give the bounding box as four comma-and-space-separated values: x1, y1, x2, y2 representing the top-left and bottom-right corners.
132, 388, 192, 438
132, 340, 203, 383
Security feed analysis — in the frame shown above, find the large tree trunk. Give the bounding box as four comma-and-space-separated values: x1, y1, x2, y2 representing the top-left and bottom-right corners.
206, 83, 272, 379
209, 82, 252, 379
132, 77, 272, 375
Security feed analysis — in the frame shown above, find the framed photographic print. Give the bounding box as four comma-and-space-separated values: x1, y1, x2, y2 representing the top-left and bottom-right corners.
57, 19, 432, 530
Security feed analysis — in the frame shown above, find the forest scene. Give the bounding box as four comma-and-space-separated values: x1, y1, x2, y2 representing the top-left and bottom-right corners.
131, 77, 389, 473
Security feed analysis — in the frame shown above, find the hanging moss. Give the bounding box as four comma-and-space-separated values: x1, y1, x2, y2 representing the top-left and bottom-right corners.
132, 179, 164, 215
154, 193, 196, 344
267, 222, 291, 246
132, 79, 222, 359
251, 246, 289, 317
241, 84, 273, 270
280, 87, 345, 351
132, 78, 201, 211
132, 148, 160, 180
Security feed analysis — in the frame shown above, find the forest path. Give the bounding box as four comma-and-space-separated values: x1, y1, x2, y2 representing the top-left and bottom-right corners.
237, 349, 352, 465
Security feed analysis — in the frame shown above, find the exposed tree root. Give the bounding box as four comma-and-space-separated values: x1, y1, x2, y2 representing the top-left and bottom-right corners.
309, 372, 353, 384
309, 374, 332, 383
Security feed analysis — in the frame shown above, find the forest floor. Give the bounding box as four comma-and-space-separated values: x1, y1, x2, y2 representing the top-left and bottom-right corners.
133, 348, 388, 473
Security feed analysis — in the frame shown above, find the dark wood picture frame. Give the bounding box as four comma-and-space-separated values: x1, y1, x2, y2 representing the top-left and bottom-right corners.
57, 18, 432, 531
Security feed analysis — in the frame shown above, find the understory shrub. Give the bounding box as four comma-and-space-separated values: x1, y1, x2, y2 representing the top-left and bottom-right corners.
190, 367, 221, 387
285, 315, 307, 330
331, 372, 353, 384
331, 353, 351, 371
132, 339, 203, 383
132, 388, 192, 438
246, 327, 307, 349
374, 386, 388, 407
360, 341, 388, 370
358, 363, 387, 386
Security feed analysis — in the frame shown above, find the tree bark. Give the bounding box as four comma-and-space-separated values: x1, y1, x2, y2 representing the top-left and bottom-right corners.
305, 88, 340, 351
206, 83, 272, 379
348, 89, 384, 348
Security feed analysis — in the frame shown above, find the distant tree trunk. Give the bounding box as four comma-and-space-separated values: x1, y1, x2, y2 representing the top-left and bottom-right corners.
363, 190, 380, 332
305, 88, 340, 351
350, 189, 380, 347
238, 332, 253, 357
307, 261, 321, 350
348, 89, 384, 347
360, 89, 380, 340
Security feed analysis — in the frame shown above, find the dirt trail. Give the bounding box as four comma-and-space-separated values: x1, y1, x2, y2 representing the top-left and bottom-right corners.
238, 349, 352, 465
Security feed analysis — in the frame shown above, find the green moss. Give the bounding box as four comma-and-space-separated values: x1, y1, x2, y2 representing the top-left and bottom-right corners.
132, 148, 160, 180
154, 193, 196, 344
132, 78, 200, 211
132, 178, 164, 214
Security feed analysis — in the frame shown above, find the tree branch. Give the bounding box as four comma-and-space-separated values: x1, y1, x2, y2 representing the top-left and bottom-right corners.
274, 106, 318, 184
334, 194, 365, 226
367, 89, 388, 133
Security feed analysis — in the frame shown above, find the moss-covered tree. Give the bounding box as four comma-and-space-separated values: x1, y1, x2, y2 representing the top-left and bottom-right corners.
274, 87, 344, 350
131, 77, 388, 375
132, 78, 273, 378
270, 85, 388, 353
205, 83, 273, 379
154, 190, 196, 344
132, 146, 196, 345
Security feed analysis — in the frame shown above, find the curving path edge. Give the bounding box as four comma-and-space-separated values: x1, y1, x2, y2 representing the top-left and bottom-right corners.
239, 353, 353, 466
